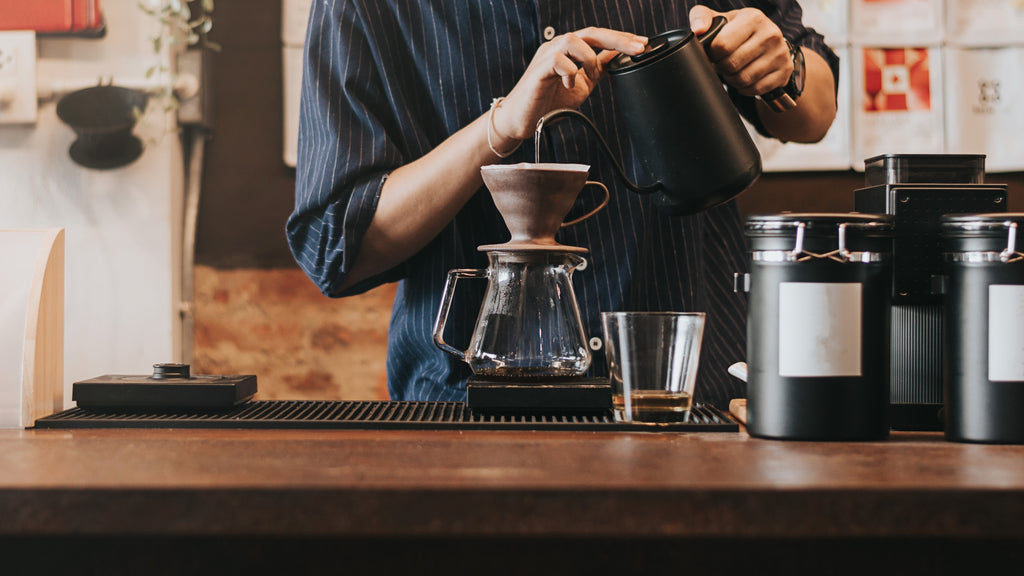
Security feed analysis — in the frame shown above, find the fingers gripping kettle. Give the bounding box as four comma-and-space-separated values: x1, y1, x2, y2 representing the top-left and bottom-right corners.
536, 16, 762, 215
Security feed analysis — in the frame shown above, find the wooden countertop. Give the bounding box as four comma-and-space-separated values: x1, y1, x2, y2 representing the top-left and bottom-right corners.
3, 424, 1024, 540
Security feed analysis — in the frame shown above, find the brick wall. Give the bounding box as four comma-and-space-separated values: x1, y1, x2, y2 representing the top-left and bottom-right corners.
192, 265, 395, 401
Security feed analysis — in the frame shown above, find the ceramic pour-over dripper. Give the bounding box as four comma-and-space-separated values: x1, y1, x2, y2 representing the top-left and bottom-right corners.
479, 163, 609, 252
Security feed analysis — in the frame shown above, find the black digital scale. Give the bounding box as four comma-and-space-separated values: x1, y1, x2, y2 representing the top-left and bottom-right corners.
72, 363, 257, 411
465, 377, 613, 414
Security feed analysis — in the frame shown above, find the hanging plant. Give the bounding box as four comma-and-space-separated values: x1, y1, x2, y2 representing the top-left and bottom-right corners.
136, 0, 219, 114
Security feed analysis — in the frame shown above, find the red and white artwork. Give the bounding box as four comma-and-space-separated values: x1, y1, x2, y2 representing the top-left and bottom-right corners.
863, 48, 932, 112
851, 46, 944, 169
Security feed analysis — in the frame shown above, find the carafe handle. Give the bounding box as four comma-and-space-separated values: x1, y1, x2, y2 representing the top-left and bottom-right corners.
561, 180, 610, 228
432, 267, 489, 361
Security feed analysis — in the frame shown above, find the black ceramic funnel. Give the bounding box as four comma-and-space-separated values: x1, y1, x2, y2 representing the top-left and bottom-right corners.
56, 85, 148, 170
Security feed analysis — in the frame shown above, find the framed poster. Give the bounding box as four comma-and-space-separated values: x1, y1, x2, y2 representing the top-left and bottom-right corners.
799, 0, 849, 44
945, 46, 1024, 172
946, 0, 1024, 47
851, 0, 944, 45
851, 46, 945, 170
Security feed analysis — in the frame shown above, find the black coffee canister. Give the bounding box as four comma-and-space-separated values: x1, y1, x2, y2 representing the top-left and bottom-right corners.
940, 213, 1024, 444
741, 213, 894, 441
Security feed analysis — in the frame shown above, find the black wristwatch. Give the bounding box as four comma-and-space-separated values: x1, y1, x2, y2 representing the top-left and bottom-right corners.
760, 40, 805, 113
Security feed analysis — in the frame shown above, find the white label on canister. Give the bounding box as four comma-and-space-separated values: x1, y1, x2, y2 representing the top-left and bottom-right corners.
989, 285, 1024, 382
778, 282, 863, 377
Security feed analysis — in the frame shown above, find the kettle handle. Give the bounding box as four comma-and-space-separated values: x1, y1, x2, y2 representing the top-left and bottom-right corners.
535, 108, 661, 195
697, 15, 729, 51
432, 268, 488, 361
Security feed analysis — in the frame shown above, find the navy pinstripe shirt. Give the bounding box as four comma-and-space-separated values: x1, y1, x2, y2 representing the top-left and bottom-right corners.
287, 0, 839, 408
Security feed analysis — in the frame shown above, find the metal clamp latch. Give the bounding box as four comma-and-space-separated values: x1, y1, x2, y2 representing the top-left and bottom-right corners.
791, 222, 857, 262
1001, 221, 1023, 263
752, 221, 887, 263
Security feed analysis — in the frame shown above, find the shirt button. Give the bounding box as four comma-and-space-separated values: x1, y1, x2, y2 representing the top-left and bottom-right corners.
543, 26, 556, 40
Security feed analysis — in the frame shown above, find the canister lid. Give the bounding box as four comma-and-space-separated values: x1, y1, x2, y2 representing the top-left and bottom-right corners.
745, 213, 894, 256
940, 213, 1024, 235
745, 212, 894, 237
607, 29, 690, 75
940, 213, 1024, 257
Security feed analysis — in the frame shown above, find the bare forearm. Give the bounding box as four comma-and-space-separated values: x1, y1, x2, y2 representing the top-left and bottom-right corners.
337, 27, 647, 292
337, 112, 508, 291
756, 49, 837, 143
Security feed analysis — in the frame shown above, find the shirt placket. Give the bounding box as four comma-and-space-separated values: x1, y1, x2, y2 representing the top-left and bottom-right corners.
536, 0, 561, 43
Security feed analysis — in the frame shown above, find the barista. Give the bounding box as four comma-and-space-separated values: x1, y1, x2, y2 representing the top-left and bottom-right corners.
287, 0, 840, 408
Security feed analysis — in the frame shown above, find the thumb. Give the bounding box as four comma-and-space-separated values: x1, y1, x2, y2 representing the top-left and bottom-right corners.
688, 5, 719, 35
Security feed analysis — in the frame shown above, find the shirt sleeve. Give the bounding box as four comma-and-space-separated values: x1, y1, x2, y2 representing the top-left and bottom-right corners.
725, 0, 841, 138
285, 0, 408, 297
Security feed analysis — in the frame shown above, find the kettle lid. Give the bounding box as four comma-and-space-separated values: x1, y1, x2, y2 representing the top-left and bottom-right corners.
607, 29, 691, 75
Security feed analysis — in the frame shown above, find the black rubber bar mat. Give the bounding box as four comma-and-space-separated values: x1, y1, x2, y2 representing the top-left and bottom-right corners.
33, 400, 738, 432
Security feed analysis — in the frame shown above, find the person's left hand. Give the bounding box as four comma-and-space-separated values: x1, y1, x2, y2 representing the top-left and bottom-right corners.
689, 5, 792, 98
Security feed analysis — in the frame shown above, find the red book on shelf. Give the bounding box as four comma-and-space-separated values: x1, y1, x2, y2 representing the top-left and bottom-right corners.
0, 0, 74, 32
0, 0, 102, 33
71, 0, 89, 31
71, 0, 102, 31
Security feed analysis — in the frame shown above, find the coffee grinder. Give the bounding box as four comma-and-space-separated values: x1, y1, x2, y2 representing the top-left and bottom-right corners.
853, 154, 1008, 430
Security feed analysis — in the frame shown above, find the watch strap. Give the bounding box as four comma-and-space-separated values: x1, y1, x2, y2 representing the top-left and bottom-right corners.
760, 40, 803, 113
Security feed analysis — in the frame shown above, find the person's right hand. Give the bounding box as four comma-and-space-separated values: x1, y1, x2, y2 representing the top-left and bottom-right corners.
490, 28, 647, 146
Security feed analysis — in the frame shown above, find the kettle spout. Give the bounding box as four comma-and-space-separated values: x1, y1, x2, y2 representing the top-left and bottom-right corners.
534, 107, 761, 216
535, 108, 662, 196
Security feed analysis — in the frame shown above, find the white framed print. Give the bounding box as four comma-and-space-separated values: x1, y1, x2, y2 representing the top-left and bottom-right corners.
800, 0, 850, 45
851, 0, 944, 45
946, 0, 1024, 47
945, 46, 1024, 172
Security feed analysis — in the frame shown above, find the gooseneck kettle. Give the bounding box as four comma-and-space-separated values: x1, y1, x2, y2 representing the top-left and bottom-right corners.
536, 16, 762, 215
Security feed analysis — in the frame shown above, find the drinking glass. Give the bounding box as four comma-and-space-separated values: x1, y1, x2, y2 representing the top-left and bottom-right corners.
601, 312, 705, 422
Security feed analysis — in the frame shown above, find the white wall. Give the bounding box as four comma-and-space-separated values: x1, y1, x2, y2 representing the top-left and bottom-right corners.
0, 4, 183, 408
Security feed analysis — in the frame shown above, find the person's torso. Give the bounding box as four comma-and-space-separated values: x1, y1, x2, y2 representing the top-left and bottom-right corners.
363, 0, 750, 405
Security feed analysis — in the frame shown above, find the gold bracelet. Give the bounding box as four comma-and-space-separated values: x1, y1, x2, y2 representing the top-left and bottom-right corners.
487, 97, 521, 159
